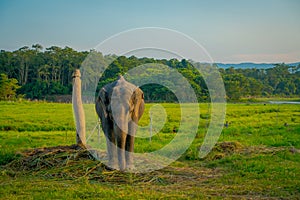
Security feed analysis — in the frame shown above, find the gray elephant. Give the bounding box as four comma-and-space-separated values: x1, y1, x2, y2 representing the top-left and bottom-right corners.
95, 76, 144, 171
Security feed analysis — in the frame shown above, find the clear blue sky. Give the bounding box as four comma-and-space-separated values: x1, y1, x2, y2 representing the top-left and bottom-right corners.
0, 0, 299, 63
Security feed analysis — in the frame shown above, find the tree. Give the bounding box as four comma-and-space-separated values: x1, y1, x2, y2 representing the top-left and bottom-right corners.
223, 74, 248, 100
0, 73, 20, 100
248, 78, 263, 97
1, 44, 299, 101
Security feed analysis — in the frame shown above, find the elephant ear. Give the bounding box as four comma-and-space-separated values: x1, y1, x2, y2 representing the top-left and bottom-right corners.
132, 87, 145, 121
95, 88, 108, 120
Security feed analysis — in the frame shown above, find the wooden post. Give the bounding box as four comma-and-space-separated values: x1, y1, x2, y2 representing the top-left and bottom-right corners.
72, 69, 86, 146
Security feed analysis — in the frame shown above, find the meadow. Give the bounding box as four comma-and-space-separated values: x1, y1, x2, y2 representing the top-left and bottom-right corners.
0, 101, 299, 199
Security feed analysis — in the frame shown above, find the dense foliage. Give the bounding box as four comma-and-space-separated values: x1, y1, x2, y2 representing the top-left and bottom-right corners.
0, 44, 299, 101
0, 73, 20, 100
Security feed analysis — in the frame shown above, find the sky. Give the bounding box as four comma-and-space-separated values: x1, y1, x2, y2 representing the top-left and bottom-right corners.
0, 0, 299, 63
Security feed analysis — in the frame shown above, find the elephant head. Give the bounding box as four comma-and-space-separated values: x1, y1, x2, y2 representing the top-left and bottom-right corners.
95, 76, 144, 171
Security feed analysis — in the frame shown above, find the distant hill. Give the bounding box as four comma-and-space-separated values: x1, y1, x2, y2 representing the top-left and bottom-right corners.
216, 62, 300, 69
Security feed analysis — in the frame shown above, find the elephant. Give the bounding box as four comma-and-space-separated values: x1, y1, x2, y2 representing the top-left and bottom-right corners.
95, 75, 144, 171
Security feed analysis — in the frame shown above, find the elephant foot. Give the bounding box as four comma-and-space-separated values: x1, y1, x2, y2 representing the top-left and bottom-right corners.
106, 162, 119, 171
125, 165, 136, 172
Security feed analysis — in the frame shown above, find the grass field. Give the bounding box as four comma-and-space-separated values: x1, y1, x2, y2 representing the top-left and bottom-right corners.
0, 101, 300, 199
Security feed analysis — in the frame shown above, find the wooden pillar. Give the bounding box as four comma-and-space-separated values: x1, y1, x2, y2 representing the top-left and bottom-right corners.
72, 69, 86, 146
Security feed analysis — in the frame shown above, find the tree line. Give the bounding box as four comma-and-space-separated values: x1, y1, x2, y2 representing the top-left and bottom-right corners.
0, 44, 299, 101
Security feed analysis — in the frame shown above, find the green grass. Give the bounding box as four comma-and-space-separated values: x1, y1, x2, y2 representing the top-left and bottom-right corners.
220, 104, 300, 147
0, 101, 300, 199
0, 131, 75, 165
0, 101, 75, 131
202, 152, 300, 198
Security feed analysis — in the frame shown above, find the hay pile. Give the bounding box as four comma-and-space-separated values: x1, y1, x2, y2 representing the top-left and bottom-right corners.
5, 141, 287, 184
202, 141, 244, 160
6, 145, 106, 179
4, 145, 220, 185
202, 141, 295, 161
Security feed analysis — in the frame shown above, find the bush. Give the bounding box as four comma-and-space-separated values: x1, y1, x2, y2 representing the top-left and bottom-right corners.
0, 74, 20, 101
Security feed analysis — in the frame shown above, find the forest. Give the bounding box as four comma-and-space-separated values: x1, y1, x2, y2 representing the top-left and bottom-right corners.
0, 44, 299, 102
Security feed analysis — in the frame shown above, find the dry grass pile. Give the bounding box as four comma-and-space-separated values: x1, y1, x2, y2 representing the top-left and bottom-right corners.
201, 141, 294, 161
5, 141, 289, 186
4, 145, 221, 185
203, 141, 244, 160
5, 145, 103, 179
